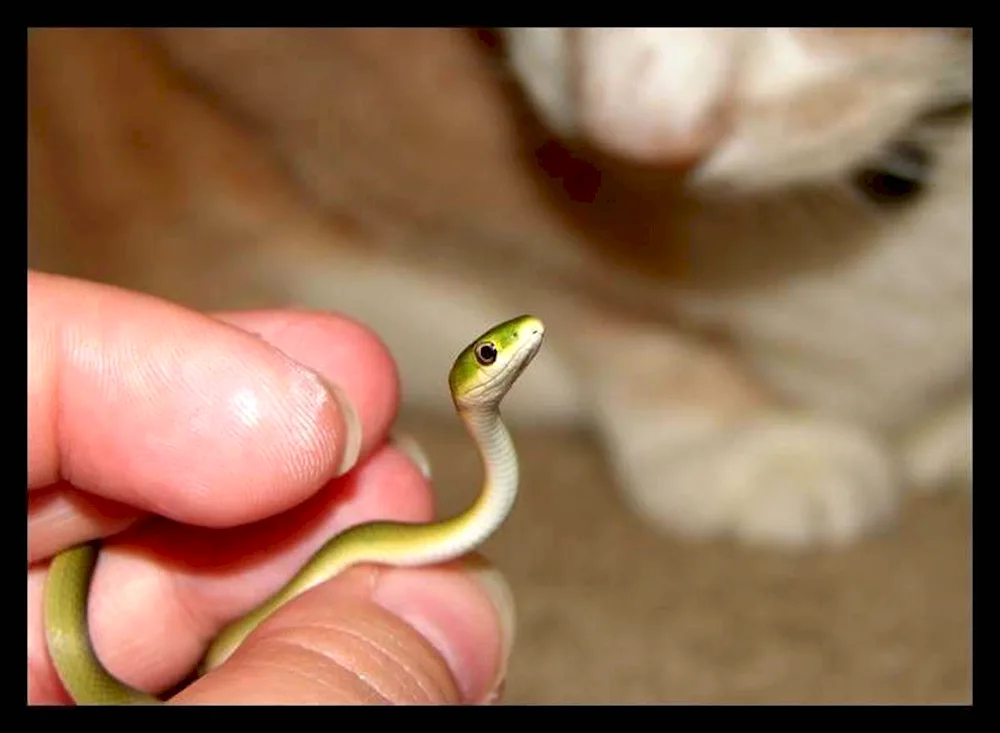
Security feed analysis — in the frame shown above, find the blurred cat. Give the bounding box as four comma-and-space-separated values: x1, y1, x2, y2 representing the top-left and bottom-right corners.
28, 28, 971, 548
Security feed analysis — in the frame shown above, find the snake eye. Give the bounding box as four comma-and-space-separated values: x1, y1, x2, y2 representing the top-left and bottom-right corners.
475, 342, 498, 366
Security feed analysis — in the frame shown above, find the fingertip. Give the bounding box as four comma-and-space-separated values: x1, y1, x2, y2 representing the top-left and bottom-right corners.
28, 277, 406, 533
214, 309, 402, 466
174, 572, 463, 704
175, 560, 514, 705
372, 559, 515, 704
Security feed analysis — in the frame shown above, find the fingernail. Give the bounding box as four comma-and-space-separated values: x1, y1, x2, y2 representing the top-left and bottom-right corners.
390, 431, 433, 479
317, 376, 362, 477
483, 679, 507, 705
374, 556, 516, 703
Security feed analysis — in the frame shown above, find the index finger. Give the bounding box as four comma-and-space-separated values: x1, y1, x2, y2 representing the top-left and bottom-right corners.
27, 272, 399, 541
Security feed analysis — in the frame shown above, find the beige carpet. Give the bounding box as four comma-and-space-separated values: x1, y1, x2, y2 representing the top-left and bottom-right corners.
397, 411, 971, 704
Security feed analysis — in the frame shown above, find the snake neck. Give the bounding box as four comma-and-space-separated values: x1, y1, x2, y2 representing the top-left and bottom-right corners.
200, 404, 520, 673
450, 405, 519, 547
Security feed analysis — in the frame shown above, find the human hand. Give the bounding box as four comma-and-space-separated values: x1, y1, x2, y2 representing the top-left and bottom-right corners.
27, 271, 513, 704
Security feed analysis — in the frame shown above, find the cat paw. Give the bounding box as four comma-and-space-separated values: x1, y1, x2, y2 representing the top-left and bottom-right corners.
613, 415, 900, 548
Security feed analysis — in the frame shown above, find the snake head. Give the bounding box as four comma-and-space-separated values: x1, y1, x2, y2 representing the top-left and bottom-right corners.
448, 315, 545, 410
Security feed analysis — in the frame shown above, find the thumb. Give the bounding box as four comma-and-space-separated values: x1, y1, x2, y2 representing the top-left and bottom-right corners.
171, 557, 515, 705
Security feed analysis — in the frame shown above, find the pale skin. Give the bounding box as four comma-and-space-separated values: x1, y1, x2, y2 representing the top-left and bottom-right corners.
27, 271, 511, 704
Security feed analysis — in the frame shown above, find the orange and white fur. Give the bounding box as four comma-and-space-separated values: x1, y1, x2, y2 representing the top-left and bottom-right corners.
28, 29, 972, 548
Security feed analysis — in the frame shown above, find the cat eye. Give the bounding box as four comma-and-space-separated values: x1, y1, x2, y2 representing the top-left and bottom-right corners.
853, 141, 931, 206
475, 342, 498, 365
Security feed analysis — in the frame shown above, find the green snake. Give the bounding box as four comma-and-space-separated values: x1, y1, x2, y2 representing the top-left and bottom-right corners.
43, 315, 545, 704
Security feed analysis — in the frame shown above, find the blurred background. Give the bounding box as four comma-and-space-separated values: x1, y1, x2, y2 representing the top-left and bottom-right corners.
28, 28, 971, 703
402, 411, 969, 703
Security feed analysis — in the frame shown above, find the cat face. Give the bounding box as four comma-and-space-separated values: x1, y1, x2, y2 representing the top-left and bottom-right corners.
501, 29, 971, 193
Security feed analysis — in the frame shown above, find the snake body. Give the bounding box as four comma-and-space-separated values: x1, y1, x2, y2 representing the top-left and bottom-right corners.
43, 315, 545, 704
